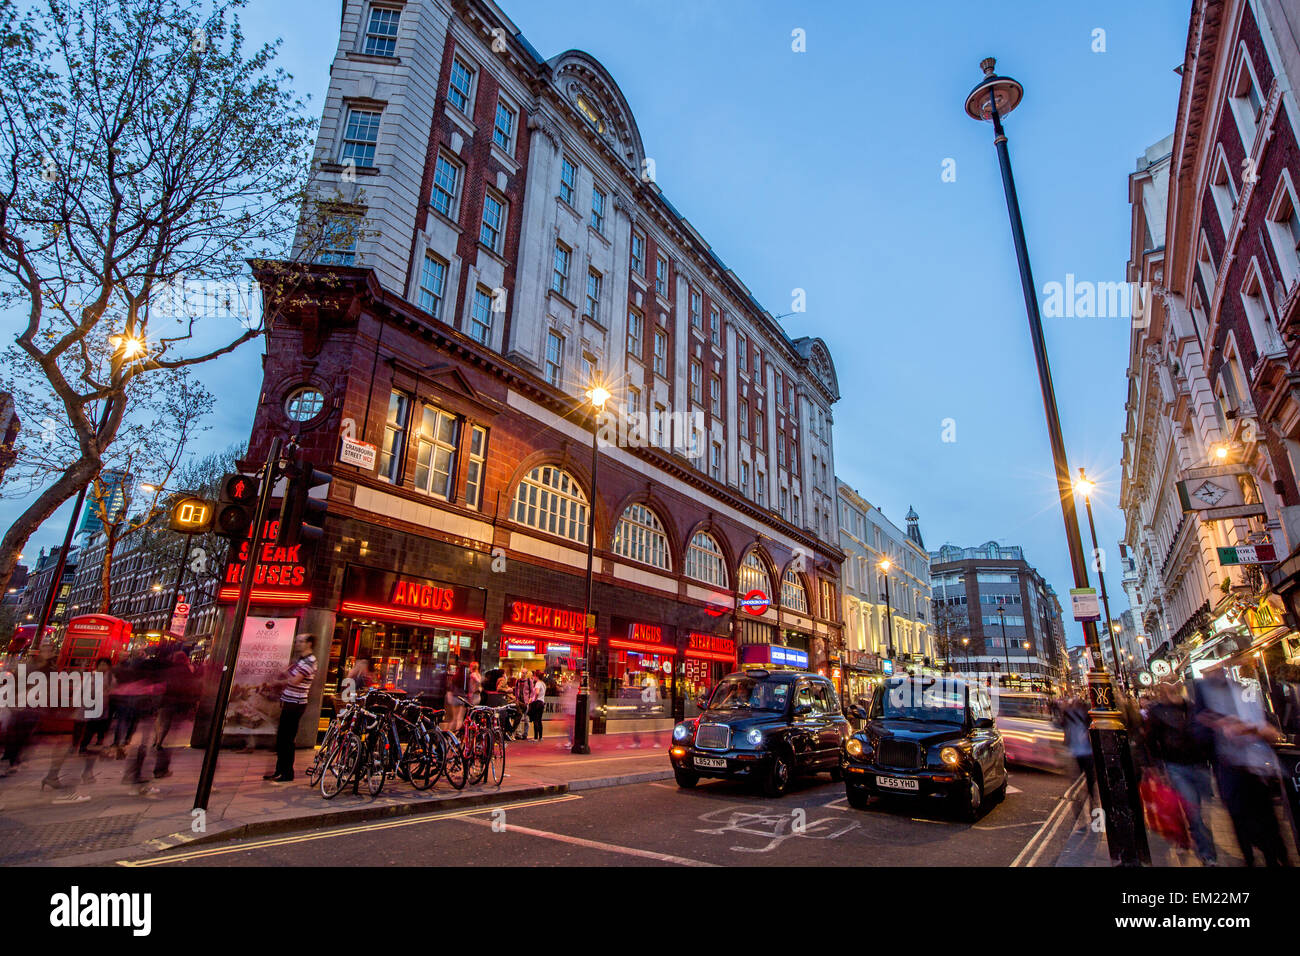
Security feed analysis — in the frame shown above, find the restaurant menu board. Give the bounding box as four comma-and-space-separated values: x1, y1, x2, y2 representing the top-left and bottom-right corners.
222, 617, 298, 737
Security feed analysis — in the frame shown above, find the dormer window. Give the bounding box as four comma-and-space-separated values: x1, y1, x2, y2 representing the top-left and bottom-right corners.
575, 94, 606, 134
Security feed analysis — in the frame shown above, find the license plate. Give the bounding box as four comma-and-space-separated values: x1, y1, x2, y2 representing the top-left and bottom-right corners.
694, 756, 727, 769
876, 775, 919, 792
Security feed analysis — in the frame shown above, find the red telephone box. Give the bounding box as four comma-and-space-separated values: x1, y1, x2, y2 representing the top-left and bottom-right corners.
56, 615, 132, 670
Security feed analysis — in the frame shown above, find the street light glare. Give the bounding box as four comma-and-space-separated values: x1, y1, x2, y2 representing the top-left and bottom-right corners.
878, 557, 891, 572
1074, 476, 1095, 497
586, 385, 611, 409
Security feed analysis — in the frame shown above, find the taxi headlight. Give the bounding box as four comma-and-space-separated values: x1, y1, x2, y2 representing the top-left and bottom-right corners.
672, 722, 691, 742
745, 727, 764, 746
940, 746, 961, 767
846, 738, 865, 758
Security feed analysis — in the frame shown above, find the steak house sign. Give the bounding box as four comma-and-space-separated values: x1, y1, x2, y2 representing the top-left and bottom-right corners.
219, 519, 311, 604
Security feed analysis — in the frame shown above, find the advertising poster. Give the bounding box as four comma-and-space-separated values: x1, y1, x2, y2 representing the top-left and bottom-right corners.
223, 616, 298, 737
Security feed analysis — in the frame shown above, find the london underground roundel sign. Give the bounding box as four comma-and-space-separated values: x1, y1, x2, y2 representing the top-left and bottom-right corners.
741, 589, 770, 616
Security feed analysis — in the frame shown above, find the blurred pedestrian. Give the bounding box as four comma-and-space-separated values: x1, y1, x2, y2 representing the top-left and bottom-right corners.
121, 652, 168, 795
1061, 695, 1096, 809
264, 634, 318, 783
152, 652, 199, 779
1145, 682, 1217, 865
1197, 674, 1290, 867
2, 651, 53, 776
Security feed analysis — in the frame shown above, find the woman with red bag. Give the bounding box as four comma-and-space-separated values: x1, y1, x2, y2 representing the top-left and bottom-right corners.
1144, 682, 1216, 864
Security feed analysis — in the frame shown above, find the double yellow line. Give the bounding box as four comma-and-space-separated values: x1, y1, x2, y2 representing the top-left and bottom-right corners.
118, 793, 584, 866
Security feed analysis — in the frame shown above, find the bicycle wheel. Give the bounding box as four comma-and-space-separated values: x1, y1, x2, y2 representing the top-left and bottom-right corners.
365, 729, 393, 797
441, 731, 467, 790
486, 725, 505, 787
320, 733, 361, 799
468, 728, 491, 785
306, 722, 341, 785
413, 728, 444, 791
402, 729, 432, 790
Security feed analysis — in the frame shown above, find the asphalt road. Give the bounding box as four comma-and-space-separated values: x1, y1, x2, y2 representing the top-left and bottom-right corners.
121, 764, 1081, 867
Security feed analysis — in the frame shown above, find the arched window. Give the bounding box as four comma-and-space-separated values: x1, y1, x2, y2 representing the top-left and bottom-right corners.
613, 503, 671, 570
782, 569, 808, 613
685, 532, 727, 587
737, 550, 772, 597
510, 465, 589, 544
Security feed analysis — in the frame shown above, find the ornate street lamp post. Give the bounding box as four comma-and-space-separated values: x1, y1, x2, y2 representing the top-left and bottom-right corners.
964, 58, 1148, 864
572, 384, 610, 755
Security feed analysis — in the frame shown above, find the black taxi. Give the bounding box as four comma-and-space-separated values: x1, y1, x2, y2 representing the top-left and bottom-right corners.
842, 675, 1008, 820
669, 669, 850, 797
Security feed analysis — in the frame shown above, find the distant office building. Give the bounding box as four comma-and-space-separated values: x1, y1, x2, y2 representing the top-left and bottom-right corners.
928, 541, 1065, 691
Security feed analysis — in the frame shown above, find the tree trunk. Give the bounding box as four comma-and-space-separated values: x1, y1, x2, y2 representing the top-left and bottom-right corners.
0, 455, 99, 597
98, 533, 117, 615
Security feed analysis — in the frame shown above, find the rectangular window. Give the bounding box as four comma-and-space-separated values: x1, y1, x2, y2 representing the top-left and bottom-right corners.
710, 443, 722, 480
545, 331, 563, 386
448, 57, 475, 114
710, 307, 721, 346
627, 386, 641, 418
318, 215, 359, 266
480, 192, 505, 252
379, 390, 411, 483
469, 286, 493, 345
740, 461, 750, 497
710, 376, 721, 416
755, 411, 764, 449
493, 99, 516, 151
363, 6, 400, 57
582, 353, 596, 387
551, 242, 571, 298
739, 401, 749, 436
653, 329, 667, 377
431, 152, 461, 218
690, 360, 702, 404
418, 253, 447, 318
757, 472, 766, 507
792, 493, 801, 524
414, 404, 459, 499
774, 371, 783, 407
584, 269, 602, 321
591, 186, 606, 233
778, 434, 786, 468
464, 425, 488, 510
341, 107, 381, 168
653, 404, 666, 446
655, 254, 669, 297
560, 156, 577, 205
631, 232, 645, 276
737, 333, 747, 372
780, 487, 788, 519
690, 290, 702, 328
626, 308, 642, 356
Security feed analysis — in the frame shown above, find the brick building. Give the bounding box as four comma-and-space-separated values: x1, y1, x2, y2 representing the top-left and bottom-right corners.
1123, 0, 1300, 689
226, 0, 846, 736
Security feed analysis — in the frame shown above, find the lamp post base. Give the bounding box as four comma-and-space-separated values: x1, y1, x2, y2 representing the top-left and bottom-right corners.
1085, 668, 1150, 866
571, 691, 591, 755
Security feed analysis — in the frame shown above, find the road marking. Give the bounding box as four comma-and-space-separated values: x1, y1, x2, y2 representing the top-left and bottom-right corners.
974, 819, 1049, 830
457, 815, 719, 866
823, 796, 849, 811
1006, 785, 1023, 795
1010, 774, 1085, 867
118, 793, 584, 866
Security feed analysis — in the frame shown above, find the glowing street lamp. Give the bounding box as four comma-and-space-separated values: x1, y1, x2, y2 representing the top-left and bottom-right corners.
573, 382, 611, 755
967, 57, 1147, 863
878, 556, 895, 659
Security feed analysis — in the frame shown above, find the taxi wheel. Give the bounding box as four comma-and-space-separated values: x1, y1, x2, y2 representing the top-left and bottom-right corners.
674, 768, 699, 789
762, 750, 793, 797
991, 760, 1009, 803
846, 784, 871, 810
954, 773, 983, 822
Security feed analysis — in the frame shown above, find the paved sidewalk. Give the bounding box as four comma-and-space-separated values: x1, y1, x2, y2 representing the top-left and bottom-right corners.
1054, 779, 1298, 867
0, 726, 674, 867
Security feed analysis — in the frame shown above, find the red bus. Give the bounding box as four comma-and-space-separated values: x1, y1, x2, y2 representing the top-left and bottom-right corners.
5, 623, 55, 657
56, 614, 132, 670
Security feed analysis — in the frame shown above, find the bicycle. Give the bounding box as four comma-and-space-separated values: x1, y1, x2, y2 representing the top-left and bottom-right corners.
456, 696, 519, 787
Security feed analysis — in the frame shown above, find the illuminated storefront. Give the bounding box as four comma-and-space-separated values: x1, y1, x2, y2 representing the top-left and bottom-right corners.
330, 564, 487, 696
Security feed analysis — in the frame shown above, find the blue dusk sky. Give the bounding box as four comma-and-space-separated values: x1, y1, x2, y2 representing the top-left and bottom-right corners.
8, 0, 1192, 646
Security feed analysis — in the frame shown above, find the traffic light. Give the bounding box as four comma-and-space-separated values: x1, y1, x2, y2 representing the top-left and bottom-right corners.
276, 452, 331, 548
215, 472, 259, 540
